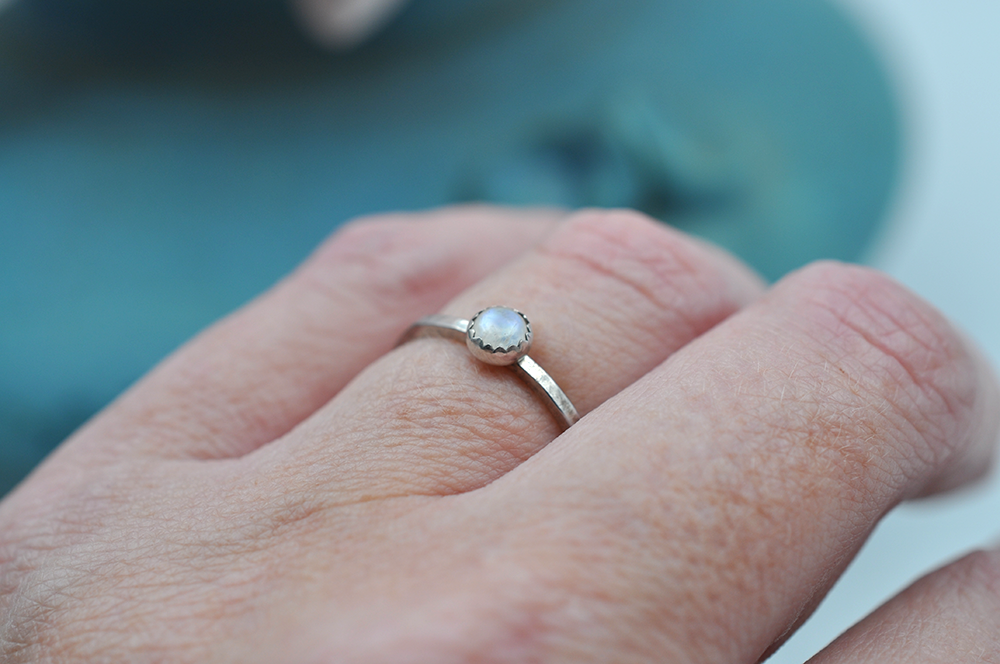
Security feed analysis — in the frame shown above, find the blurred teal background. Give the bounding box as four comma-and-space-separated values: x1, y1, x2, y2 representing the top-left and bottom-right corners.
0, 0, 899, 494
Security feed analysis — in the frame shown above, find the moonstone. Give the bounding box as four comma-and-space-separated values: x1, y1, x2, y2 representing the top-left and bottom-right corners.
475, 307, 527, 350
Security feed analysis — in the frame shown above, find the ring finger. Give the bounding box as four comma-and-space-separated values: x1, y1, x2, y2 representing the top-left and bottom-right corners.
270, 209, 765, 498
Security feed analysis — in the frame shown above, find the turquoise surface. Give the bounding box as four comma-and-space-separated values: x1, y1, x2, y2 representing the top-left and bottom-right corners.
0, 0, 899, 494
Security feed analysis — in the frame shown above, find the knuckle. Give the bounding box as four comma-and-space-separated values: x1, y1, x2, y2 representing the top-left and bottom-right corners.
304, 213, 456, 307
540, 209, 749, 329
789, 261, 977, 473
320, 213, 411, 258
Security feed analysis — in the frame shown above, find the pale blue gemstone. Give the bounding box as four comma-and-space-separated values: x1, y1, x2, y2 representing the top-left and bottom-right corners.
477, 307, 527, 349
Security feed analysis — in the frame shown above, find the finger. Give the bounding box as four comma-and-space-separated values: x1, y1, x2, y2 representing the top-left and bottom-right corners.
810, 549, 1000, 663
474, 262, 999, 662
277, 209, 765, 498
64, 207, 562, 463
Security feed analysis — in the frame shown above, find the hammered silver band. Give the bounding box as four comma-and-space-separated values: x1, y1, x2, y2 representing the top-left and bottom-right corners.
399, 311, 579, 431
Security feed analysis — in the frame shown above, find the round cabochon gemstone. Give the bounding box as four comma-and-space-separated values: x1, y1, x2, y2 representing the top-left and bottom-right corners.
467, 307, 532, 365
477, 307, 527, 349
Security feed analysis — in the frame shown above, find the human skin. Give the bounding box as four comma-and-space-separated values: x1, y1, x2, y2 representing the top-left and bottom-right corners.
1, 207, 998, 663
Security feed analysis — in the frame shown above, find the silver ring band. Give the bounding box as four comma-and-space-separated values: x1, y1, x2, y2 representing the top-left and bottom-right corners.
399, 309, 579, 431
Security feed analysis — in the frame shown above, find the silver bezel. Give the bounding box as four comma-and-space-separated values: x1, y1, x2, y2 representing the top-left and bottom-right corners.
465, 307, 533, 366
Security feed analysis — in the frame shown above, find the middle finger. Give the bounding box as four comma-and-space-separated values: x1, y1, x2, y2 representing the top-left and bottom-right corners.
480, 262, 999, 662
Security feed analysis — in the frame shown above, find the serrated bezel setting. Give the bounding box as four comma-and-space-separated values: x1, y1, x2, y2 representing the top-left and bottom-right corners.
466, 306, 533, 366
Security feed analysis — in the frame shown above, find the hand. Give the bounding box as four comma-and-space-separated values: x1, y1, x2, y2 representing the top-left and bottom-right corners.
1, 207, 997, 663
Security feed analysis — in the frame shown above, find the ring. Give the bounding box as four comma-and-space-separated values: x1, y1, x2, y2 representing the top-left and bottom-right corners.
399, 306, 580, 431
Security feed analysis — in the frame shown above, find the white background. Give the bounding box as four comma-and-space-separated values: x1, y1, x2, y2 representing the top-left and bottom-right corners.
773, 1, 1000, 661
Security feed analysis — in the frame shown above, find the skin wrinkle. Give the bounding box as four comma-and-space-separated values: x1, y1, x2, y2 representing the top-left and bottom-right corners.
788, 265, 977, 495
2, 579, 52, 663
687, 332, 891, 513
367, 345, 544, 429
534, 210, 724, 341
534, 272, 736, 399
308, 208, 561, 322
9, 492, 291, 663
824, 308, 950, 452
711, 308, 909, 518
352, 395, 545, 497
305, 218, 465, 319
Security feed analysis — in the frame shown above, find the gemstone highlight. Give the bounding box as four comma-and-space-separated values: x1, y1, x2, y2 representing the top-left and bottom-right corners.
466, 306, 532, 365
